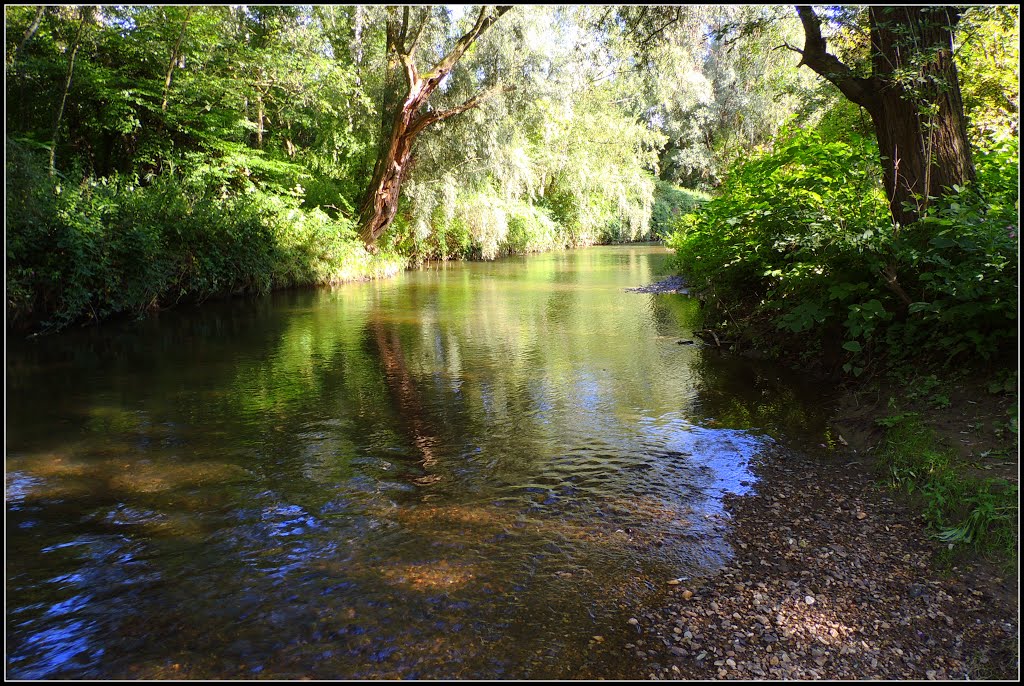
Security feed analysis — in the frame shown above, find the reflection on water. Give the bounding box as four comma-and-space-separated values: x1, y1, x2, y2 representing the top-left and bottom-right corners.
6, 245, 835, 679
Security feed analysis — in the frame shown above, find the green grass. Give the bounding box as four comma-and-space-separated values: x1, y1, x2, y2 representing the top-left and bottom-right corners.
876, 412, 1018, 560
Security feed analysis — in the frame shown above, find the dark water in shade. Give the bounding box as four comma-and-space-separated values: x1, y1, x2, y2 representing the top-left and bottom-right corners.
6, 245, 836, 679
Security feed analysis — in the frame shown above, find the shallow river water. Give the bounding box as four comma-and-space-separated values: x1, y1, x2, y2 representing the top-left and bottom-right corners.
6, 245, 835, 679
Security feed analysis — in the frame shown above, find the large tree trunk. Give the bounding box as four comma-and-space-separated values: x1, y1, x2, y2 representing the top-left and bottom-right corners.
357, 6, 511, 248
795, 6, 976, 226
866, 7, 976, 225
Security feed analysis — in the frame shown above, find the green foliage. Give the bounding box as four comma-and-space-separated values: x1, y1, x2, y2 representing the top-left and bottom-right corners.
667, 127, 888, 343
401, 6, 665, 255
501, 203, 564, 256
667, 125, 1019, 369
955, 5, 1020, 144
973, 135, 1020, 212
638, 6, 821, 189
6, 143, 402, 330
650, 181, 710, 239
5, 4, 1017, 338
878, 413, 1018, 557
887, 135, 1018, 363
812, 97, 875, 144
894, 200, 1018, 362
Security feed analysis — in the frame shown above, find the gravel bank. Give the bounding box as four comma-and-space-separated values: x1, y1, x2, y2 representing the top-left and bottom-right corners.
626, 276, 689, 295
621, 446, 1019, 680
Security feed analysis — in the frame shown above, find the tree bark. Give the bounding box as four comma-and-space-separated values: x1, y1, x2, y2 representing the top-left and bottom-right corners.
12, 5, 45, 63
866, 7, 975, 225
794, 6, 975, 226
357, 6, 511, 247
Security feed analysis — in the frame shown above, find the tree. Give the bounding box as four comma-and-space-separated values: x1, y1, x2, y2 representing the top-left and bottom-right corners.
48, 6, 91, 176
357, 5, 511, 247
397, 5, 665, 258
792, 6, 976, 226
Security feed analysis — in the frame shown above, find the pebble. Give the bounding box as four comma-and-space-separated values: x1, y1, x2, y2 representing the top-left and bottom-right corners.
619, 446, 1017, 681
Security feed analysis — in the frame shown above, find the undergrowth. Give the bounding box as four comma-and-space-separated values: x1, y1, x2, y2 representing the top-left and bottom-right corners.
875, 410, 1018, 561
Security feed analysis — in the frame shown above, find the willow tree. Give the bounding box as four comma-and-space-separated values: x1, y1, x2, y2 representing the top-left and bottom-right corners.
792, 6, 976, 226
357, 5, 511, 247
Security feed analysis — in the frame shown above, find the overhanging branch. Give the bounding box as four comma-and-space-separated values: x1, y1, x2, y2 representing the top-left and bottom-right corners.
424, 6, 511, 83
408, 84, 513, 138
795, 5, 877, 111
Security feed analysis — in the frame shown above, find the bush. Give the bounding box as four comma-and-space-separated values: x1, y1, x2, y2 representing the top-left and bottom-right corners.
501, 203, 564, 256
667, 128, 889, 349
650, 181, 710, 239
6, 146, 404, 332
890, 189, 1018, 363
666, 126, 1019, 371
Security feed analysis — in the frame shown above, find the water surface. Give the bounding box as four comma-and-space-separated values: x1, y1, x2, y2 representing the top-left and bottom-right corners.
6, 245, 834, 679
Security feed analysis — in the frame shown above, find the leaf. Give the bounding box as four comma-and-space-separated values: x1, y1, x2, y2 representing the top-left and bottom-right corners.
842, 340, 862, 352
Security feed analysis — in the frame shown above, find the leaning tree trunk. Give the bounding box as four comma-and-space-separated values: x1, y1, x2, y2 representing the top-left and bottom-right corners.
357, 83, 424, 245
357, 6, 511, 248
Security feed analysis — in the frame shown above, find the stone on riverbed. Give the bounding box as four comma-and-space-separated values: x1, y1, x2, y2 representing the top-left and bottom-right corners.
625, 276, 689, 294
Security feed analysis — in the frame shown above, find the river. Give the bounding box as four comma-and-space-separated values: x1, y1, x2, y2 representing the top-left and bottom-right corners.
6, 245, 835, 679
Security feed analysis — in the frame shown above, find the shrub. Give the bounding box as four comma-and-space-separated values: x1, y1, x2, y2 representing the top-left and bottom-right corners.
667, 127, 890, 354
666, 126, 1019, 370
6, 147, 404, 332
650, 180, 710, 239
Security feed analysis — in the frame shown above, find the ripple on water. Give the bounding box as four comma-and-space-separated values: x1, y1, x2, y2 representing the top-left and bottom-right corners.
5, 245, 832, 680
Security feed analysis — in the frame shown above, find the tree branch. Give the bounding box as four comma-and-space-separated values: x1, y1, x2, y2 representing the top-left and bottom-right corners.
795, 5, 878, 111
638, 14, 680, 49
13, 5, 46, 62
406, 6, 429, 56
399, 6, 410, 53
49, 6, 90, 176
385, 6, 402, 56
161, 7, 194, 112
423, 6, 511, 83
401, 54, 418, 90
777, 40, 803, 55
626, 6, 650, 36
408, 85, 513, 139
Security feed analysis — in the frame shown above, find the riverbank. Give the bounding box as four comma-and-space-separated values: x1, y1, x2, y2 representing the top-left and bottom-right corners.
627, 441, 1017, 679
616, 277, 1019, 678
